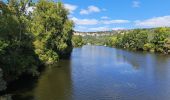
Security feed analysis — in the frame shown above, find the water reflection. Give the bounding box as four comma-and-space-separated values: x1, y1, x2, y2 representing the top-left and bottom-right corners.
34, 60, 73, 100
9, 45, 170, 100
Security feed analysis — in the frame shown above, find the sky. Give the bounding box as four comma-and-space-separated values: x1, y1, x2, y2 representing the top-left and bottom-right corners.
61, 0, 170, 32
2, 0, 170, 32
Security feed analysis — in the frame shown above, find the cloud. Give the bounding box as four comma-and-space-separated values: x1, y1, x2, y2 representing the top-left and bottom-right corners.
101, 20, 130, 24
71, 17, 130, 25
112, 27, 126, 30
132, 1, 140, 8
101, 16, 109, 19
71, 17, 98, 25
80, 5, 101, 15
89, 26, 111, 31
64, 4, 78, 13
135, 16, 170, 27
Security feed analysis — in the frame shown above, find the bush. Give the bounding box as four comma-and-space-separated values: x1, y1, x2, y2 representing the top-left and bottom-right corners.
143, 43, 155, 51
106, 37, 117, 47
72, 35, 84, 47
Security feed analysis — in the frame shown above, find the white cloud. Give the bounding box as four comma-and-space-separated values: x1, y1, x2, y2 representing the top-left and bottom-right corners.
80, 5, 101, 15
135, 16, 170, 27
71, 17, 98, 25
101, 20, 130, 24
132, 1, 140, 8
112, 27, 126, 30
89, 26, 111, 31
71, 17, 130, 26
64, 4, 77, 13
101, 16, 109, 19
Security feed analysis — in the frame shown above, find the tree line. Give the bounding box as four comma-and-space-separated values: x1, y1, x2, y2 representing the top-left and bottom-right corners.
0, 0, 73, 91
106, 28, 170, 53
80, 27, 170, 54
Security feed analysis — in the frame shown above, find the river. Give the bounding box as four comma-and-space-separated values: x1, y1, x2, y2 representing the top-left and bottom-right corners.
8, 45, 170, 100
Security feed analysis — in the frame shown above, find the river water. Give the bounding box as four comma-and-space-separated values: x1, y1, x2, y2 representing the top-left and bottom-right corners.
11, 45, 170, 100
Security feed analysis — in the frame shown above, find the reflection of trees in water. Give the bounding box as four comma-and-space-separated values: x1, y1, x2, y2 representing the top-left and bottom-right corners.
2, 60, 72, 100
116, 49, 170, 69
34, 60, 72, 100
5, 74, 38, 100
150, 54, 170, 79
115, 49, 170, 79
0, 95, 12, 100
0, 69, 6, 91
115, 49, 147, 69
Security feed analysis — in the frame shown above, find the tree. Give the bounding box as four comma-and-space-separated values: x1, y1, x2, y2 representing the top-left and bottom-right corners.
31, 0, 73, 64
72, 35, 84, 47
134, 30, 148, 50
152, 27, 169, 53
0, 0, 40, 81
115, 30, 148, 50
106, 36, 117, 47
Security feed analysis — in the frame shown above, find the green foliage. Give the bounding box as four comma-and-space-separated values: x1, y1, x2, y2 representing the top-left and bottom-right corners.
96, 27, 170, 54
152, 27, 169, 53
0, 0, 73, 89
0, 0, 40, 81
83, 36, 110, 46
81, 28, 170, 54
143, 43, 155, 52
72, 35, 84, 47
115, 29, 148, 50
106, 37, 117, 47
31, 0, 73, 63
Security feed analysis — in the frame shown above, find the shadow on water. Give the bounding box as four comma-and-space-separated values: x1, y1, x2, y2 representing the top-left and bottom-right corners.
1, 45, 170, 100
33, 60, 73, 100
6, 59, 72, 100
0, 59, 73, 100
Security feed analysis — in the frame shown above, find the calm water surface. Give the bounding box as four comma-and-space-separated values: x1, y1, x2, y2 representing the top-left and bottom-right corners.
13, 45, 170, 100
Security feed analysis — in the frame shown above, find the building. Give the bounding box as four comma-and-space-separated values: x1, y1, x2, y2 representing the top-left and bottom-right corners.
73, 30, 126, 37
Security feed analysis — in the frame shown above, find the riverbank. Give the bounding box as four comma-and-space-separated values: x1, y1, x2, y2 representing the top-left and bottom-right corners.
82, 27, 170, 54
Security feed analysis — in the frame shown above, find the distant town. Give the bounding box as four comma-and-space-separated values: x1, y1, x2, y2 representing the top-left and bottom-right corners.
73, 30, 127, 36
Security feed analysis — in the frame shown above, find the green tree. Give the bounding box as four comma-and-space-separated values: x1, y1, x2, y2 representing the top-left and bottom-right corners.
152, 27, 169, 53
134, 30, 148, 50
106, 36, 117, 47
0, 0, 40, 81
115, 30, 148, 50
72, 35, 84, 47
31, 0, 73, 64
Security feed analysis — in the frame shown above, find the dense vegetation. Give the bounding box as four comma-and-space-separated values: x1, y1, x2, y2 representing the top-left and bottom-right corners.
32, 0, 73, 63
72, 35, 84, 47
83, 28, 170, 54
113, 28, 170, 54
0, 0, 73, 91
83, 35, 111, 46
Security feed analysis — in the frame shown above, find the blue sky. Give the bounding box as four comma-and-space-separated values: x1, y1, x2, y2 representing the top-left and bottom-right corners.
61, 0, 170, 32
3, 0, 170, 32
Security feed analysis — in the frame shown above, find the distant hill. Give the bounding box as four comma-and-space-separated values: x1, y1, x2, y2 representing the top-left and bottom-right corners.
73, 27, 170, 37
